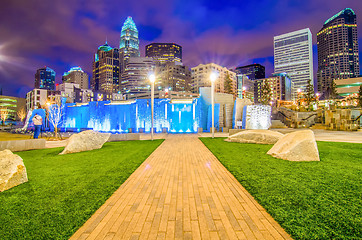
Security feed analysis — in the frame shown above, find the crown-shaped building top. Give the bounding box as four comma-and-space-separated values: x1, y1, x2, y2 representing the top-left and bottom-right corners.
324, 8, 356, 25
98, 42, 113, 52
119, 16, 140, 54
121, 16, 138, 33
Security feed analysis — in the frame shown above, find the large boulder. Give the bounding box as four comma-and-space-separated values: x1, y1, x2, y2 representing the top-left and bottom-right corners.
227, 130, 284, 144
267, 130, 320, 161
0, 149, 28, 192
60, 130, 111, 155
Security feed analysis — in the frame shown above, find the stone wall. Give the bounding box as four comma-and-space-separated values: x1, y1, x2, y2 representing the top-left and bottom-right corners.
0, 139, 46, 152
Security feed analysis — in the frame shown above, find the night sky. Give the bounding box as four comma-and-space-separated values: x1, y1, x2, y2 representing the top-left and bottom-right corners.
0, 0, 361, 97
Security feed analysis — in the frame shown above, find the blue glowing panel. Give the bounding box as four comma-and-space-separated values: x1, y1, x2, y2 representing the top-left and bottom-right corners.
207, 104, 220, 131
62, 98, 203, 133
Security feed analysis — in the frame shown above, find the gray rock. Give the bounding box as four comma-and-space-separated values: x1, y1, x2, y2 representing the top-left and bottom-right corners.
0, 149, 28, 192
60, 130, 111, 155
227, 130, 284, 144
267, 130, 320, 161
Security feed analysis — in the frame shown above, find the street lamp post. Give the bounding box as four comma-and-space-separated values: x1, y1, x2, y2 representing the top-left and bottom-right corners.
149, 73, 155, 140
210, 72, 217, 138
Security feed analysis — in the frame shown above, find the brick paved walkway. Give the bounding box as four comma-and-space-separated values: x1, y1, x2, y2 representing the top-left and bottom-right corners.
70, 134, 292, 240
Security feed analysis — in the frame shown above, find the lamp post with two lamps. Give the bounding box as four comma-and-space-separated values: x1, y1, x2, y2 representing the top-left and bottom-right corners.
149, 73, 156, 141
210, 72, 218, 138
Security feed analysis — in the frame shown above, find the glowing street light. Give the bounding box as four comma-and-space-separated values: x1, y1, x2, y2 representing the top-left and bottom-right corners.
210, 72, 218, 138
149, 73, 156, 140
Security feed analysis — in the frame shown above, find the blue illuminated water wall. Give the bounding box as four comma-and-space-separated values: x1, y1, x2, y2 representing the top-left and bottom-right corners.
62, 99, 203, 133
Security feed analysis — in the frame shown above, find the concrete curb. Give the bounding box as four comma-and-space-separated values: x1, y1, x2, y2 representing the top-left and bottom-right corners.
0, 139, 46, 152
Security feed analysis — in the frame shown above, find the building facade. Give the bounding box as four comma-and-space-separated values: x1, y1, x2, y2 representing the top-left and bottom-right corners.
234, 64, 265, 102
254, 73, 292, 104
62, 67, 89, 89
145, 43, 182, 65
335, 77, 362, 97
274, 28, 314, 100
26, 89, 60, 111
317, 8, 360, 94
120, 57, 155, 99
0, 95, 26, 122
34, 67, 56, 90
91, 42, 120, 99
157, 62, 191, 92
191, 63, 237, 98
235, 75, 254, 101
235, 64, 265, 80
119, 17, 140, 73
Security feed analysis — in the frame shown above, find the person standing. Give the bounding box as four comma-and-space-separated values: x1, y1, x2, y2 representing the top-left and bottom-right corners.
32, 113, 43, 139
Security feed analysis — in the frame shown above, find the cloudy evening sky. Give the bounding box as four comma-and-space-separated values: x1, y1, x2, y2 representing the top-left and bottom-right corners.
0, 0, 361, 97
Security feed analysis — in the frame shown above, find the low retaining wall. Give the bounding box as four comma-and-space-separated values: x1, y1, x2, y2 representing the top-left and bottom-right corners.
107, 133, 140, 142
0, 139, 46, 152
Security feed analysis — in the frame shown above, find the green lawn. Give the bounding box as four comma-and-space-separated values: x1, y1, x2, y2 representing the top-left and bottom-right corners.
200, 138, 362, 240
0, 140, 163, 240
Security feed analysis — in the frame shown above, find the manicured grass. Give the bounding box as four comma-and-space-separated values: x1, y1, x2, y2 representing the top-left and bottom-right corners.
200, 138, 362, 240
0, 140, 163, 240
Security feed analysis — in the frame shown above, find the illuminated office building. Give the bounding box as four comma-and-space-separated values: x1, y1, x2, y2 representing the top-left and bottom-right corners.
145, 43, 182, 65
91, 42, 120, 98
254, 73, 292, 104
234, 64, 265, 101
119, 17, 140, 72
235, 64, 265, 80
120, 57, 155, 98
34, 67, 56, 90
191, 63, 237, 98
62, 67, 89, 89
274, 28, 313, 100
158, 62, 191, 92
317, 8, 360, 94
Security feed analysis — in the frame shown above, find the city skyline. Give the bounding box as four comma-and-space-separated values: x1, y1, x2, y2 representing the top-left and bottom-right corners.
0, 0, 361, 97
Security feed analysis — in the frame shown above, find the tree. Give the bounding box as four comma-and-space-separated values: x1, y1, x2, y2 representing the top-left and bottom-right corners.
260, 80, 272, 105
46, 97, 64, 138
305, 79, 315, 110
330, 79, 338, 99
224, 72, 234, 95
358, 84, 362, 107
17, 107, 26, 122
0, 107, 9, 126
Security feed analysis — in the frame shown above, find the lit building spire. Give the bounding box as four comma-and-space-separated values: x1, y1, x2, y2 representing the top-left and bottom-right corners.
119, 16, 140, 55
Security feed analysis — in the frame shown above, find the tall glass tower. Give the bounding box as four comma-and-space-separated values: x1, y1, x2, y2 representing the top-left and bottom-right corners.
34, 67, 56, 90
317, 8, 360, 95
119, 17, 140, 72
274, 28, 314, 100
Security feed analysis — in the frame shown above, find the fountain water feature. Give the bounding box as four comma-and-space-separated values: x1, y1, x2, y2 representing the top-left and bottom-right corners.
62, 98, 205, 133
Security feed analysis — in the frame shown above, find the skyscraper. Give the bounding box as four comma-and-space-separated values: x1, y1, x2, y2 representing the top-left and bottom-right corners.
120, 57, 155, 98
317, 8, 360, 94
119, 17, 140, 72
145, 43, 182, 65
274, 28, 313, 100
235, 64, 265, 80
34, 67, 56, 90
91, 42, 120, 98
62, 67, 89, 89
234, 64, 265, 101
